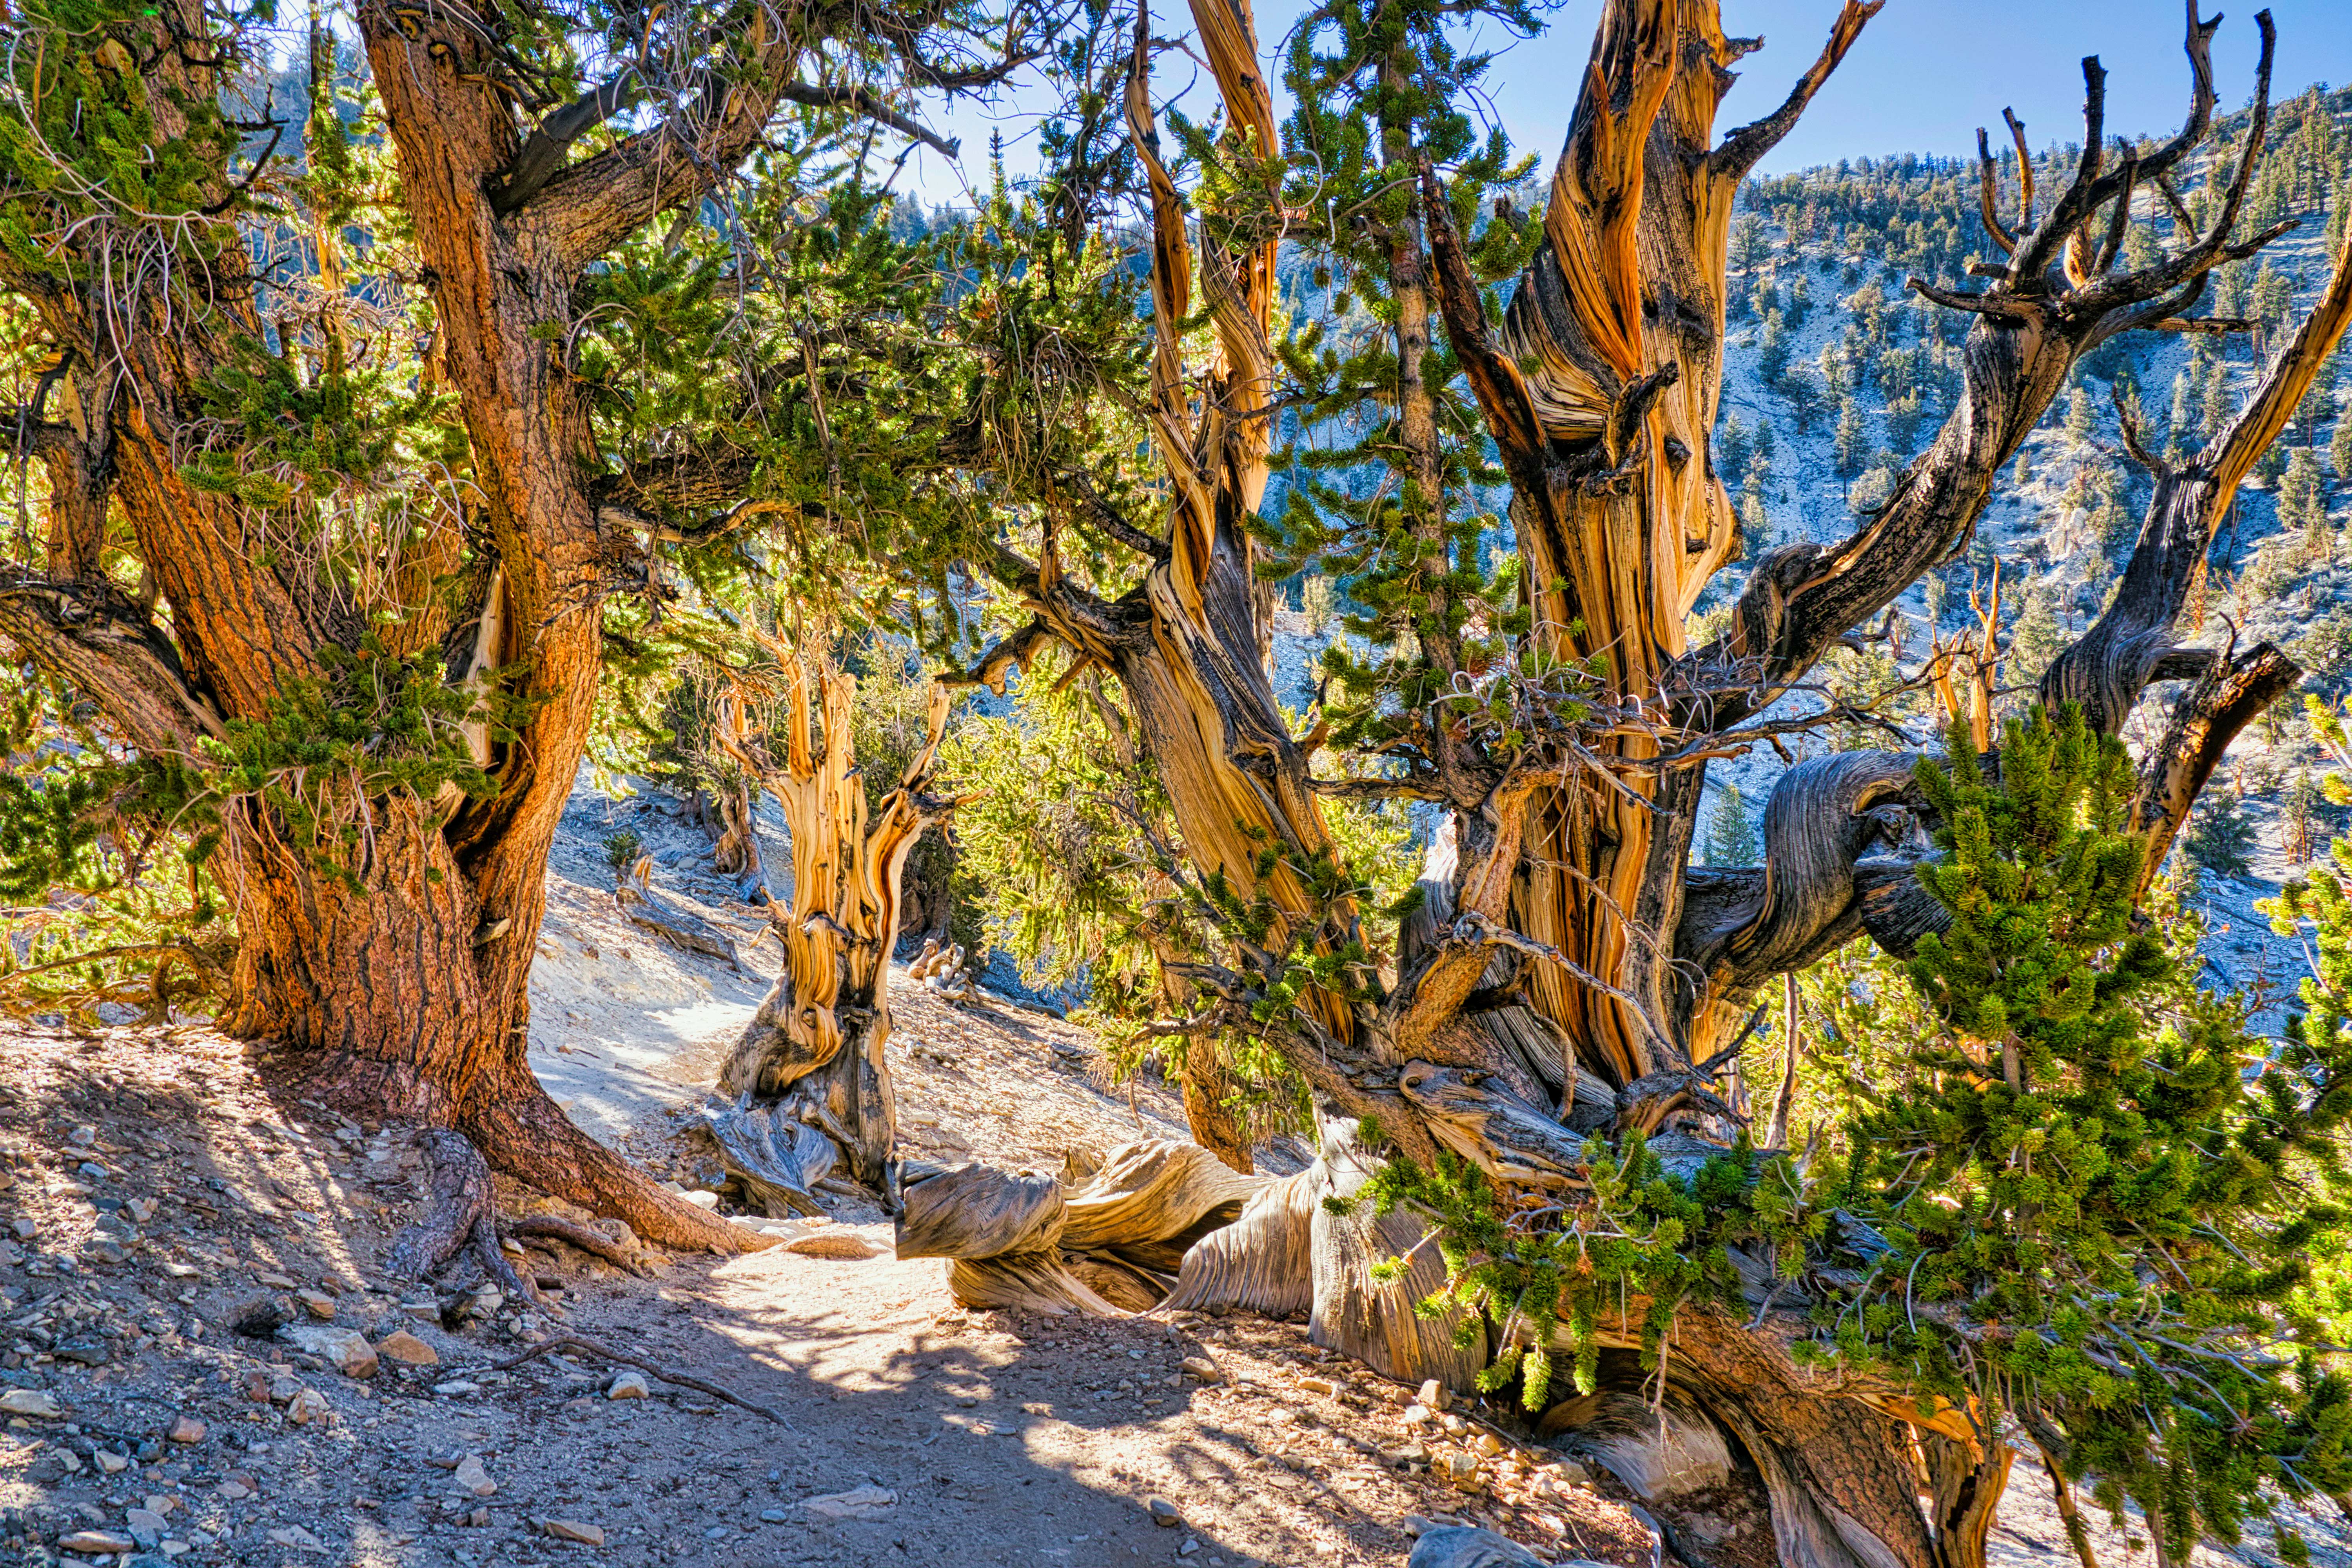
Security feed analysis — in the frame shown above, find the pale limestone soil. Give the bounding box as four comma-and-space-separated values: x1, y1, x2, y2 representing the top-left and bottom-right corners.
5, 769, 2336, 1568
520, 775, 1306, 1184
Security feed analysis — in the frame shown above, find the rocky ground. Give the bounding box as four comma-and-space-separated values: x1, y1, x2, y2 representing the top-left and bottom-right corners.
4, 775, 2348, 1568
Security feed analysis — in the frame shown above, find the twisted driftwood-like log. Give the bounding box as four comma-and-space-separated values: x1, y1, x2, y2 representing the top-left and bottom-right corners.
614, 854, 746, 967
708, 644, 958, 1214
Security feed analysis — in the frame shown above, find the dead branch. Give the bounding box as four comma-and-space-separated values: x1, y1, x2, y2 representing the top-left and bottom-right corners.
495, 1332, 794, 1426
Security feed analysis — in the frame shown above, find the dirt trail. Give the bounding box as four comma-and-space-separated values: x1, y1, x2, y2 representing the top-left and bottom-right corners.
0, 1020, 1652, 1568
2, 779, 2344, 1568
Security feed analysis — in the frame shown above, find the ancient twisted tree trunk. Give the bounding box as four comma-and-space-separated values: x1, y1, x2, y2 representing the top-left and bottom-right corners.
927, 4, 2334, 1565
0, 0, 887, 1251
712, 649, 957, 1211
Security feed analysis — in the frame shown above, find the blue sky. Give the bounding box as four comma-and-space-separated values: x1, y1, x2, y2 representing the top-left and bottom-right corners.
892, 0, 2352, 206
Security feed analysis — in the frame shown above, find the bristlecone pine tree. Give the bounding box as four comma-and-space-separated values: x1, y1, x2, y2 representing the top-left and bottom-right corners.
886, 0, 2352, 1564
0, 0, 1009, 1259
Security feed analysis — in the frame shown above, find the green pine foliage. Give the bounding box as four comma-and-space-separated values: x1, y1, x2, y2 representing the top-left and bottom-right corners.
1362, 708, 2352, 1554
1701, 784, 1760, 866
1833, 708, 2352, 1555
1268, 0, 1544, 761
2184, 793, 2260, 877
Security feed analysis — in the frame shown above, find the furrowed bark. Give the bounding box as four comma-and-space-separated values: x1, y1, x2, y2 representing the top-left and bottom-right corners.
927, 3, 2311, 1562
0, 0, 875, 1253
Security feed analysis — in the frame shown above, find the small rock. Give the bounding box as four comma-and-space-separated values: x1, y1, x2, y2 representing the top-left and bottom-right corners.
285, 1387, 332, 1425
227, 1295, 292, 1338
545, 1518, 604, 1544
58, 1530, 138, 1554
9, 1217, 34, 1239
54, 1341, 108, 1367
280, 1325, 376, 1378
94, 1448, 130, 1473
254, 1270, 298, 1289
1384, 1440, 1432, 1468
268, 1524, 327, 1549
375, 1330, 438, 1367
0, 1388, 62, 1418
1405, 1526, 1547, 1566
682, 1190, 721, 1209
607, 1371, 651, 1400
399, 1299, 440, 1323
1148, 1497, 1181, 1528
296, 1289, 337, 1319
1178, 1538, 1201, 1558
1296, 1375, 1336, 1396
759, 1508, 791, 1524
167, 1415, 205, 1444
1180, 1357, 1222, 1382
82, 1240, 128, 1265
1441, 1450, 1481, 1482
1417, 1378, 1450, 1412
802, 1485, 896, 1522
1441, 1413, 1469, 1436
1402, 1403, 1434, 1427
452, 1455, 497, 1497
161, 1261, 200, 1279
127, 1197, 157, 1223
1475, 1431, 1505, 1457
125, 1508, 168, 1549
784, 1232, 880, 1260
432, 1380, 482, 1397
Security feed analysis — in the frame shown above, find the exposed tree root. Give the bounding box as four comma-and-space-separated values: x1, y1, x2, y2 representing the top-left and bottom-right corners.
385, 1128, 544, 1306
504, 1214, 650, 1276
496, 1332, 794, 1427
464, 1076, 767, 1255
295, 1051, 763, 1257
615, 854, 745, 967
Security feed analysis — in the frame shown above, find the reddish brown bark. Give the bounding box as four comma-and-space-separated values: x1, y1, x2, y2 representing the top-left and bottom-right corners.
0, 0, 849, 1252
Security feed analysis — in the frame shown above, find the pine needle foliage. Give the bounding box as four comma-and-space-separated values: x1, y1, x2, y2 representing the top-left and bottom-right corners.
1833, 706, 2352, 1557
1267, 0, 1544, 757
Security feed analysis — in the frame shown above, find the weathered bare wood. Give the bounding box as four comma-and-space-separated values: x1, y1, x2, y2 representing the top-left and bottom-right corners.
2045, 212, 2352, 733
2132, 642, 2301, 891
615, 855, 745, 967
496, 1333, 793, 1426
503, 1214, 648, 1276
713, 647, 956, 1206
922, 2, 2319, 1561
